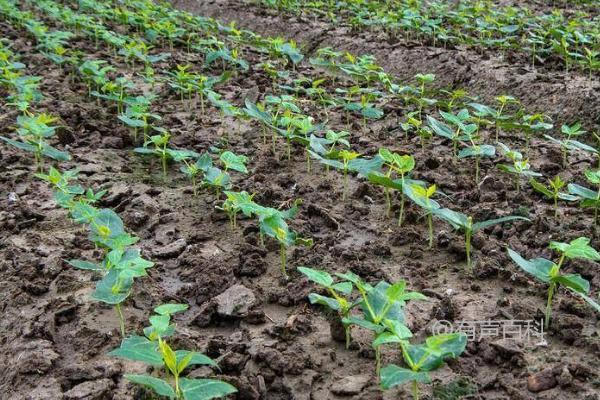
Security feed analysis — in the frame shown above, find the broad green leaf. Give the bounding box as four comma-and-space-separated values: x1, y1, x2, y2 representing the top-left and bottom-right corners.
433, 208, 469, 230
124, 374, 175, 399
175, 350, 219, 369
154, 303, 189, 316
425, 333, 467, 358
472, 216, 529, 232
297, 266, 333, 288
554, 274, 590, 294
220, 151, 248, 173
108, 335, 162, 365
549, 237, 600, 261
90, 269, 132, 304
331, 281, 353, 295
179, 378, 237, 400
380, 365, 430, 389
342, 316, 385, 333
507, 248, 554, 283
308, 293, 341, 311
67, 259, 102, 271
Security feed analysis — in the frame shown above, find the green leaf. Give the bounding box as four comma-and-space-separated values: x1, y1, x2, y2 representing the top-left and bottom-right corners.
507, 248, 554, 283
427, 116, 454, 139
179, 378, 237, 400
41, 144, 71, 161
380, 365, 430, 390
154, 303, 189, 316
342, 316, 385, 333
331, 281, 353, 294
175, 350, 219, 369
108, 335, 162, 365
90, 269, 132, 305
220, 151, 248, 173
425, 333, 467, 358
433, 208, 469, 230
529, 179, 554, 199
472, 216, 529, 232
67, 259, 102, 271
124, 374, 175, 399
567, 183, 597, 200
308, 293, 341, 311
297, 266, 333, 288
554, 274, 590, 294
572, 291, 600, 313
0, 136, 37, 153
549, 237, 600, 261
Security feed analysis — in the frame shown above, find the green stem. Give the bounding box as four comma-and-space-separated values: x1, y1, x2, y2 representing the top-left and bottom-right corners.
280, 243, 288, 279
465, 229, 472, 271
427, 213, 433, 248
544, 282, 556, 329
115, 303, 125, 337
344, 325, 351, 350
343, 169, 348, 202
412, 380, 419, 400
375, 345, 381, 379
384, 188, 391, 217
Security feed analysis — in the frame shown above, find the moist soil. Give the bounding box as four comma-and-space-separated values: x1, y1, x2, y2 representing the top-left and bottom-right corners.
0, 1, 599, 400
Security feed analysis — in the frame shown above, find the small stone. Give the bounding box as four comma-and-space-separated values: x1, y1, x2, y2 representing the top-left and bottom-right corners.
330, 374, 371, 396
63, 378, 114, 400
214, 284, 256, 318
8, 192, 19, 204
527, 368, 557, 393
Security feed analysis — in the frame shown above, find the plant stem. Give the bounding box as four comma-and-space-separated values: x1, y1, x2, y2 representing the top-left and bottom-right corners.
343, 169, 348, 202
465, 230, 472, 271
398, 193, 405, 226
115, 303, 125, 337
375, 345, 381, 379
544, 282, 556, 329
427, 213, 433, 248
384, 188, 391, 217
280, 243, 288, 279
475, 157, 480, 184
412, 380, 419, 400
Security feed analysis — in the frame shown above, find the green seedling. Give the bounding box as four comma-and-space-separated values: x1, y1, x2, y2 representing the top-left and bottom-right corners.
66, 208, 152, 336
36, 166, 106, 210
368, 149, 415, 225
380, 333, 467, 400
434, 208, 528, 270
427, 110, 476, 159
508, 237, 600, 328
118, 95, 161, 142
401, 112, 432, 149
1, 113, 70, 170
180, 153, 212, 197
217, 190, 255, 229
109, 304, 236, 399
134, 129, 199, 178
493, 95, 519, 142
339, 150, 360, 201
298, 267, 357, 349
404, 183, 440, 248
91, 76, 134, 113
498, 143, 542, 192
340, 272, 426, 376
568, 169, 600, 225
530, 176, 578, 217
544, 123, 597, 166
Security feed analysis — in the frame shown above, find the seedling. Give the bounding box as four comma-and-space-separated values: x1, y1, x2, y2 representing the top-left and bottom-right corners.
568, 169, 600, 224
497, 143, 542, 193
427, 110, 475, 159
493, 95, 519, 142
180, 153, 212, 197
369, 149, 415, 225
1, 113, 70, 170
217, 190, 255, 229
340, 273, 426, 375
404, 183, 440, 248
380, 333, 467, 400
529, 176, 578, 217
134, 129, 199, 179
118, 95, 161, 142
508, 237, 600, 328
544, 123, 597, 166
297, 267, 357, 349
109, 304, 236, 399
434, 208, 528, 270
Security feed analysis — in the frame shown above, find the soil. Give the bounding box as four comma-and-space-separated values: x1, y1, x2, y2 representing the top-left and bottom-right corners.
0, 1, 599, 400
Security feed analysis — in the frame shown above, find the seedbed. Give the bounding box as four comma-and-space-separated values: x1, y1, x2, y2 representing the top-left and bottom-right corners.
0, 1, 598, 400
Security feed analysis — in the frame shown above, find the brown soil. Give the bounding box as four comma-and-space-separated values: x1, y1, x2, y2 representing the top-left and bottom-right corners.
0, 1, 599, 400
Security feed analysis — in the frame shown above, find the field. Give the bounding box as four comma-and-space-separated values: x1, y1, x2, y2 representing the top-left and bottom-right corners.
0, 0, 599, 399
